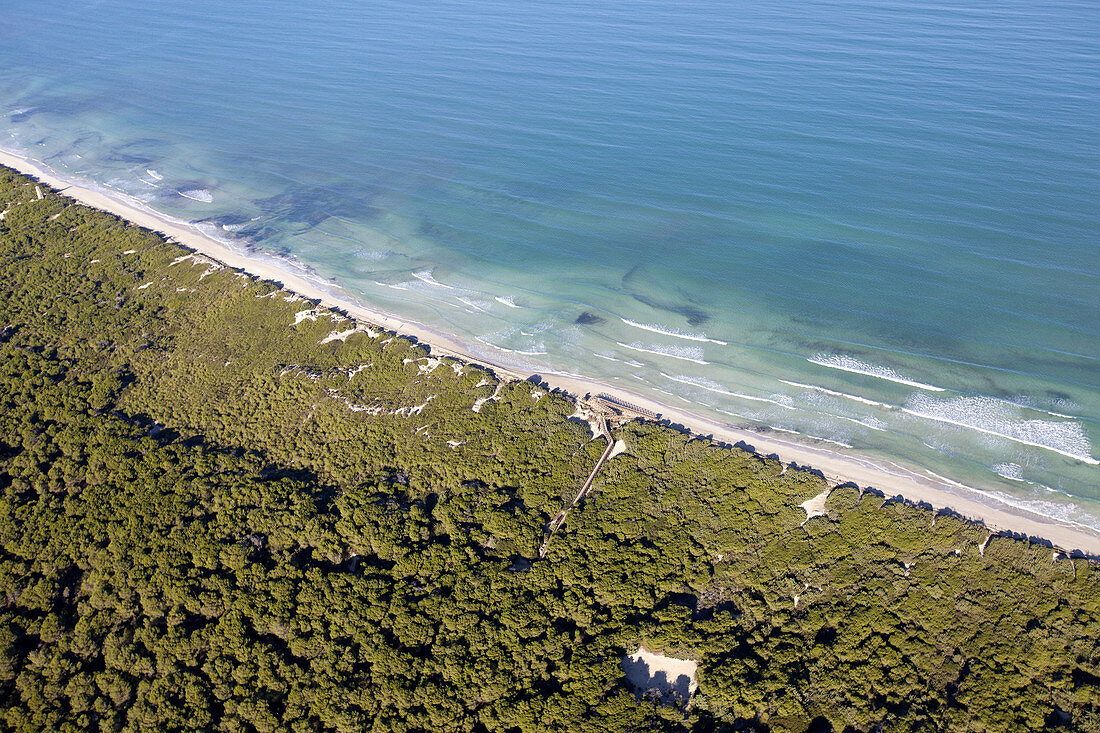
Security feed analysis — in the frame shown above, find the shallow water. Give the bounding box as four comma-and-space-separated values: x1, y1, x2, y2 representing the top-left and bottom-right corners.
3, 0, 1098, 526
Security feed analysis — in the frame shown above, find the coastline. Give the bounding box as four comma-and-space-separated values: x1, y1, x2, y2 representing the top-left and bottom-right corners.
4, 147, 1099, 557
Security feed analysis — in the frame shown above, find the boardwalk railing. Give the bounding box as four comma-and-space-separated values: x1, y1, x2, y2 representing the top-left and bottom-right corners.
591, 393, 659, 420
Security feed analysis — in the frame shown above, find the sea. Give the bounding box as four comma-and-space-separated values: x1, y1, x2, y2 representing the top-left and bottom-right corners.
2, 0, 1097, 529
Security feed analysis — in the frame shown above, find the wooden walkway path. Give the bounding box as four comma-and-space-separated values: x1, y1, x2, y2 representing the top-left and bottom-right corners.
539, 415, 615, 558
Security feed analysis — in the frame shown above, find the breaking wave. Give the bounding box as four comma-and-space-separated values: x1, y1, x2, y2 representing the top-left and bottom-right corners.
411, 270, 454, 289
178, 187, 213, 203
993, 462, 1025, 481
808, 354, 944, 391
474, 336, 547, 356
617, 342, 709, 365
456, 296, 488, 313
778, 378, 894, 408
660, 372, 796, 410
621, 318, 727, 345
902, 394, 1097, 465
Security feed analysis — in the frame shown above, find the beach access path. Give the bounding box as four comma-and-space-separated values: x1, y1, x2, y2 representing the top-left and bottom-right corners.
540, 415, 617, 558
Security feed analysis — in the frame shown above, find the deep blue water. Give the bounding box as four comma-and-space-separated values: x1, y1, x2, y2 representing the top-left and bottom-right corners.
3, 0, 1098, 526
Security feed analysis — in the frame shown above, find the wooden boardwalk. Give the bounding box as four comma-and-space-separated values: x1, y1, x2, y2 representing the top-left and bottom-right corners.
539, 415, 615, 558
589, 393, 659, 420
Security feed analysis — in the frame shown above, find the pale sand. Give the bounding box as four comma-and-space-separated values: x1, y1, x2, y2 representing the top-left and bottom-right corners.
3, 148, 1099, 556
622, 646, 698, 706
799, 487, 832, 524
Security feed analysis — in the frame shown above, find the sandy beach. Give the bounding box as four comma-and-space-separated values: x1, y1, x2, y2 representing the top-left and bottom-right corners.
4, 148, 1099, 556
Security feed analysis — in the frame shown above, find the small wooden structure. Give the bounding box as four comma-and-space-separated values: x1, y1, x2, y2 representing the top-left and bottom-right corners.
588, 393, 659, 421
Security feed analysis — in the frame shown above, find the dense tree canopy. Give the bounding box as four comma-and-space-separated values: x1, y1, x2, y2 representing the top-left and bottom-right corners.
0, 166, 1097, 731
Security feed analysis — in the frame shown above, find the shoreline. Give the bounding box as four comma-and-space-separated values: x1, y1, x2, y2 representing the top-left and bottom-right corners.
4, 147, 1099, 557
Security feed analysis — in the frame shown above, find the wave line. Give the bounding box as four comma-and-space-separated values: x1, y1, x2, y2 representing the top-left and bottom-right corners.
621, 318, 727, 345
660, 372, 796, 410
808, 354, 945, 391
617, 341, 708, 365
899, 407, 1098, 465
778, 378, 895, 408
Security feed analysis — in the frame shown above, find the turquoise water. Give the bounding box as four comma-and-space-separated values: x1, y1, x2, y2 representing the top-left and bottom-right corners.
3, 0, 1098, 527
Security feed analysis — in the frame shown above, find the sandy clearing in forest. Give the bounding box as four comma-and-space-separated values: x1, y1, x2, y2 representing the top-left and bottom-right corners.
622, 646, 698, 707
568, 406, 604, 440
800, 487, 831, 524
293, 309, 322, 326
4, 147, 1099, 556
472, 383, 504, 413
321, 326, 378, 344
608, 439, 628, 460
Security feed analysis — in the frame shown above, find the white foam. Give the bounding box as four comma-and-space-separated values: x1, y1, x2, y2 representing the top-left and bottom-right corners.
474, 336, 547, 356
352, 247, 387, 262
841, 415, 887, 431
993, 462, 1025, 482
621, 318, 727, 345
778, 429, 851, 449
714, 410, 853, 450
412, 270, 453, 289
494, 295, 521, 308
813, 435, 853, 449
178, 188, 214, 203
715, 407, 751, 421
456, 296, 488, 313
617, 341, 708, 365
145, 168, 163, 181
778, 379, 894, 408
808, 354, 945, 392
374, 280, 409, 291
593, 353, 620, 362
660, 372, 796, 410
732, 393, 797, 410
1001, 395, 1082, 420
928, 475, 1100, 532
659, 372, 736, 396
902, 394, 1097, 465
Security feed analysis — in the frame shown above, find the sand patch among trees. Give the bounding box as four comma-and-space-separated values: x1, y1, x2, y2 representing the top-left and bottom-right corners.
622, 646, 698, 707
